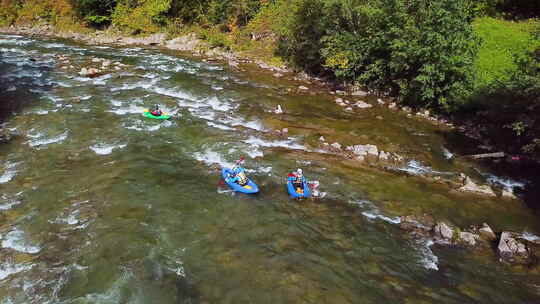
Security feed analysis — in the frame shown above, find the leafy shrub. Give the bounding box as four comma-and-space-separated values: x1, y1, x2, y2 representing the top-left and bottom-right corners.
112, 0, 172, 33
70, 0, 117, 26
321, 0, 479, 110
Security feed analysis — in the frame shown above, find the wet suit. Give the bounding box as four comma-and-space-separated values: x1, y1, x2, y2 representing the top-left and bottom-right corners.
231, 167, 248, 186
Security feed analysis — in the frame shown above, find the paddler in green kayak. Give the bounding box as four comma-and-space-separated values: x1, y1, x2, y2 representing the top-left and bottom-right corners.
150, 104, 163, 117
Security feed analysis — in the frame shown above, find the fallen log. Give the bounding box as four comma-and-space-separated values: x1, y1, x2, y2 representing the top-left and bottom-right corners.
463, 152, 505, 159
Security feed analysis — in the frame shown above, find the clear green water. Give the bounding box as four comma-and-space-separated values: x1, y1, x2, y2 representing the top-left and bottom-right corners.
1, 34, 540, 303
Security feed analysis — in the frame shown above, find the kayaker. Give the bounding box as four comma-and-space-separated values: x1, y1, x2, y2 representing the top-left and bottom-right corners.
288, 168, 306, 188
150, 104, 163, 116
230, 157, 248, 186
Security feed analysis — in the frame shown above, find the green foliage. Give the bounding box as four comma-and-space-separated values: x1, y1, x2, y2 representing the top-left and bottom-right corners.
277, 0, 328, 73
112, 0, 172, 33
321, 0, 479, 109
70, 0, 116, 26
473, 17, 540, 90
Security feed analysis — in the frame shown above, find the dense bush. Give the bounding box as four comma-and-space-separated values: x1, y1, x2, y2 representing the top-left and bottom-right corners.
275, 0, 480, 109
70, 0, 116, 26
112, 0, 172, 33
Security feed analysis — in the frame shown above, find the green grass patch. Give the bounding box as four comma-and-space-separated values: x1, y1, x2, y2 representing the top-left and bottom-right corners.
473, 17, 540, 89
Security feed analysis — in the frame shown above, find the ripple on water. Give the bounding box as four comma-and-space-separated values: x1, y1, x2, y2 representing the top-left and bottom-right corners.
1, 229, 41, 254
0, 263, 33, 281
90, 143, 127, 155
0, 162, 18, 184
27, 131, 68, 148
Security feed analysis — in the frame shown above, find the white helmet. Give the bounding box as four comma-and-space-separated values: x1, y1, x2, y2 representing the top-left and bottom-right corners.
297, 168, 303, 176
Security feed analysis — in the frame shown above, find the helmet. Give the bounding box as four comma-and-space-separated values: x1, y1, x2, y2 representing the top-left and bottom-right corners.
154, 104, 160, 110
296, 168, 303, 176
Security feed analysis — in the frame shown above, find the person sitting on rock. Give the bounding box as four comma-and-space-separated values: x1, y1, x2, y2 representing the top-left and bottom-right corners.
150, 104, 163, 116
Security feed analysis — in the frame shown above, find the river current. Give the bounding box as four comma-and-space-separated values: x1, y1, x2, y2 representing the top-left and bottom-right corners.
1, 34, 540, 303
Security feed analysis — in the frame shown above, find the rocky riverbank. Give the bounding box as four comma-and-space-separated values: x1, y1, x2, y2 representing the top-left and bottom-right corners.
400, 214, 540, 267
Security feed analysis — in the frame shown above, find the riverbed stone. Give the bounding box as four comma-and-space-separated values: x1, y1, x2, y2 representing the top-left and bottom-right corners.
458, 232, 478, 246
434, 222, 454, 241
351, 90, 368, 96
354, 101, 373, 109
330, 142, 342, 151
479, 223, 496, 241
498, 232, 529, 263
458, 175, 496, 197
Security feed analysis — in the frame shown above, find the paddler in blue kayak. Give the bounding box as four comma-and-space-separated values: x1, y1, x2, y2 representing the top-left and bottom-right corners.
230, 157, 248, 186
288, 168, 306, 191
150, 104, 163, 117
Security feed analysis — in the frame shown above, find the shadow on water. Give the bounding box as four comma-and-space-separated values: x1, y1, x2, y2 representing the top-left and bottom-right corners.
440, 127, 540, 215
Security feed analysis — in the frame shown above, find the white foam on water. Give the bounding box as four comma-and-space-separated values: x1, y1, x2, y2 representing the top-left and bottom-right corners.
108, 104, 146, 115
1, 229, 41, 254
207, 121, 235, 131
153, 86, 194, 101
442, 146, 454, 159
206, 96, 233, 112
243, 136, 307, 151
0, 263, 32, 281
361, 211, 401, 224
42, 42, 66, 49
349, 199, 401, 224
521, 231, 540, 242
193, 149, 235, 169
485, 174, 525, 192
79, 95, 92, 101
0, 194, 21, 210
28, 131, 68, 148
0, 162, 18, 184
90, 143, 127, 155
6, 86, 16, 92
417, 239, 439, 271
398, 160, 451, 176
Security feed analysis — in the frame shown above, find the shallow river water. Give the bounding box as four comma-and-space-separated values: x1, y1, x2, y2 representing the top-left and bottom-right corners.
1, 34, 540, 303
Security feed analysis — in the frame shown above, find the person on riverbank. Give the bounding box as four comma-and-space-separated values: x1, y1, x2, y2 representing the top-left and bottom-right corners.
150, 104, 162, 116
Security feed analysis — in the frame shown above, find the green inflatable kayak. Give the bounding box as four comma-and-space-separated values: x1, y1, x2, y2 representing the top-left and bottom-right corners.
143, 110, 171, 120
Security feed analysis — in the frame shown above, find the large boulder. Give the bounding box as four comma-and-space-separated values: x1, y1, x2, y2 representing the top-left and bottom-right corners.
498, 232, 529, 263
478, 223, 496, 241
165, 34, 201, 51
434, 222, 454, 241
458, 231, 479, 246
457, 174, 496, 197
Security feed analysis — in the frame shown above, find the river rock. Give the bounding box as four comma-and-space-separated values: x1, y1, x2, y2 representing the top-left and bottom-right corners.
378, 151, 390, 162
351, 90, 368, 96
388, 102, 397, 109
354, 101, 373, 109
377, 98, 385, 105
298, 86, 308, 90
501, 189, 517, 200
79, 67, 100, 78
479, 223, 496, 241
498, 232, 529, 263
319, 136, 326, 142
434, 222, 454, 241
122, 33, 166, 46
330, 142, 342, 151
458, 232, 478, 246
458, 174, 496, 197
102, 60, 112, 68
166, 34, 201, 51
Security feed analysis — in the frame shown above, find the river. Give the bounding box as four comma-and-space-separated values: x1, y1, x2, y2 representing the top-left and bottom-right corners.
1, 33, 540, 303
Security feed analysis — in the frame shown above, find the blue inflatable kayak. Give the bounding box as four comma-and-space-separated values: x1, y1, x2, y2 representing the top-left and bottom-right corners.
287, 177, 311, 199
222, 168, 259, 194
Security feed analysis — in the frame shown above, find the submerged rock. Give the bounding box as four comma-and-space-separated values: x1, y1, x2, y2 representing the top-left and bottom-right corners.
498, 232, 530, 263
79, 67, 101, 78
